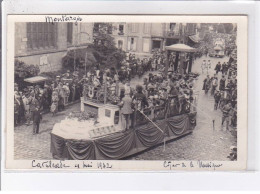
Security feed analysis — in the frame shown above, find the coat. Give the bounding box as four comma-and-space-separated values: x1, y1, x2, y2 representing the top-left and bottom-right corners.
32, 110, 42, 123
121, 96, 133, 115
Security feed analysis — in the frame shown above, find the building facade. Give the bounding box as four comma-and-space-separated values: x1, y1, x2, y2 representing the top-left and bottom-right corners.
110, 22, 198, 58
15, 22, 198, 73
15, 22, 93, 72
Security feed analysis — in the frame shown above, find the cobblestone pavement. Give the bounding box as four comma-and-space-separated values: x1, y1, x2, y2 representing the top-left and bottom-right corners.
14, 103, 81, 160
14, 55, 236, 160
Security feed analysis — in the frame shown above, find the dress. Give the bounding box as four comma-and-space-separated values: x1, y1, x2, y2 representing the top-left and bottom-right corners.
51, 91, 59, 114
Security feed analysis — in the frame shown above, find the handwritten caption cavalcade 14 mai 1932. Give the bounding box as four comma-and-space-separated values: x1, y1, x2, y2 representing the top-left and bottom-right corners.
31, 160, 223, 170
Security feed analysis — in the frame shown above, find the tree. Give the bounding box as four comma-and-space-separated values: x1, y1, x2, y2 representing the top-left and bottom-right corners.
14, 59, 40, 89
91, 23, 126, 70
223, 23, 234, 34
62, 23, 126, 72
62, 47, 97, 71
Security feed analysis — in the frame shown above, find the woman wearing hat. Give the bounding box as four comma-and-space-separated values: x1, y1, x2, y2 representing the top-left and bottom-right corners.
50, 89, 59, 116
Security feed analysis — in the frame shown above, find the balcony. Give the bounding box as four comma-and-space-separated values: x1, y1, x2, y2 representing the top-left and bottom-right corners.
164, 30, 181, 39
118, 31, 124, 36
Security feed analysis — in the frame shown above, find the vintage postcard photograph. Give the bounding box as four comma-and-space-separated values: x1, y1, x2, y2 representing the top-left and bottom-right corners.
5, 15, 247, 171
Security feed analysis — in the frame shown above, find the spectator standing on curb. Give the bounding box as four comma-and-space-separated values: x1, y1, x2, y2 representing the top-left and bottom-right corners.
32, 107, 42, 135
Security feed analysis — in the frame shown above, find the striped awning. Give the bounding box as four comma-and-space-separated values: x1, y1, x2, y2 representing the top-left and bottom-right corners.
24, 76, 48, 84
165, 44, 197, 53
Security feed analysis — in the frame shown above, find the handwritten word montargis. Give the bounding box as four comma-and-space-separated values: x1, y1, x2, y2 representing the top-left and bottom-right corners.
45, 15, 82, 25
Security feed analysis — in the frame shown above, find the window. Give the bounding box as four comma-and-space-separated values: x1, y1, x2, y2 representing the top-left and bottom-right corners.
128, 37, 137, 51
105, 109, 111, 117
118, 24, 124, 35
27, 22, 57, 50
94, 23, 113, 34
170, 23, 176, 30
67, 23, 73, 44
118, 40, 123, 50
152, 40, 161, 49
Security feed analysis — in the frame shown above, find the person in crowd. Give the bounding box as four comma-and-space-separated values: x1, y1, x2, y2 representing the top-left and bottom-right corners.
201, 60, 206, 74
214, 90, 221, 110
151, 59, 157, 71
119, 92, 133, 131
58, 83, 65, 111
205, 60, 211, 75
215, 62, 222, 74
17, 91, 25, 124
211, 74, 218, 96
50, 89, 59, 116
221, 102, 232, 131
231, 104, 237, 128
202, 75, 211, 94
32, 107, 42, 135
22, 92, 31, 125
29, 93, 39, 124
63, 83, 70, 106
42, 84, 50, 112
14, 92, 20, 126
219, 75, 226, 91
133, 85, 148, 111
222, 62, 228, 75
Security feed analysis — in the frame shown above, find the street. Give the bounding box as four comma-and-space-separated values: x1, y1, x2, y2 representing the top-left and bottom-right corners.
14, 55, 236, 161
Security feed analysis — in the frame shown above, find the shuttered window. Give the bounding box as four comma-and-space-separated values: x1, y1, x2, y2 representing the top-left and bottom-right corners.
27, 22, 57, 50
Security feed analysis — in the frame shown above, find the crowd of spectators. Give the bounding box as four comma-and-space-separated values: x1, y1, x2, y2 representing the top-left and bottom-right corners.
202, 51, 237, 130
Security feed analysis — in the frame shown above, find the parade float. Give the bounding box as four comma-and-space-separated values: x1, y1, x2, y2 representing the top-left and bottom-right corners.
50, 44, 198, 160
209, 38, 225, 58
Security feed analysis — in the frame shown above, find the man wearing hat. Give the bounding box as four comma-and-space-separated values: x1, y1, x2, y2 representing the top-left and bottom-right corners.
32, 107, 42, 134
133, 85, 148, 111
29, 93, 39, 125
120, 92, 133, 131
215, 61, 222, 74
219, 75, 226, 91
63, 83, 70, 106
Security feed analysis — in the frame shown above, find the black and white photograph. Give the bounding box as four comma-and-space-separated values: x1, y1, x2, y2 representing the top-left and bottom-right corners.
5, 15, 247, 170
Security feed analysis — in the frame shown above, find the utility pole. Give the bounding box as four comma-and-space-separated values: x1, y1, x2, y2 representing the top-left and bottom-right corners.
104, 72, 107, 104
